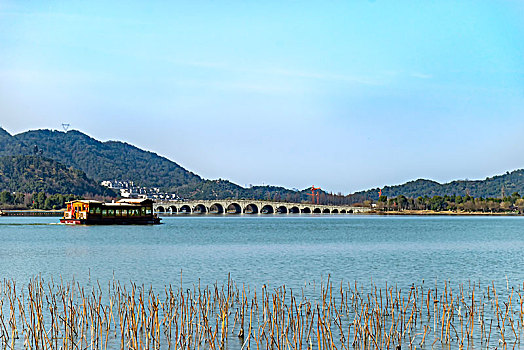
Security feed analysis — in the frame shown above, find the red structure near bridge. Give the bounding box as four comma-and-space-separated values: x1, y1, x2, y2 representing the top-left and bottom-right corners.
306, 186, 321, 204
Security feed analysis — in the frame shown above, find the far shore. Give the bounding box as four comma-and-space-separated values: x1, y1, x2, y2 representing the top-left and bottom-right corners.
1, 208, 522, 217
0, 209, 64, 217
369, 209, 521, 216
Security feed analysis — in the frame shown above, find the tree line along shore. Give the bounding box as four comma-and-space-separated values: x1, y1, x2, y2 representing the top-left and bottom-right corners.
0, 191, 82, 210
2, 190, 524, 215
371, 192, 524, 214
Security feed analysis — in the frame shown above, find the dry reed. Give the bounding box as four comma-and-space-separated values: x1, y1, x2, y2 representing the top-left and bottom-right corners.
0, 276, 522, 349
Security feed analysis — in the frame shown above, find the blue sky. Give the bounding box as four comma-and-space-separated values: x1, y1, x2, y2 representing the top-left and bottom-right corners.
1, 1, 523, 193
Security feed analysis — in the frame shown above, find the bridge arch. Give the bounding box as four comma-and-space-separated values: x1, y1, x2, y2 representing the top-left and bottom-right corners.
209, 203, 224, 214
289, 206, 300, 214
261, 205, 274, 214
179, 205, 192, 214
193, 204, 207, 214
226, 203, 242, 214
276, 205, 288, 214
155, 201, 362, 216
244, 203, 259, 214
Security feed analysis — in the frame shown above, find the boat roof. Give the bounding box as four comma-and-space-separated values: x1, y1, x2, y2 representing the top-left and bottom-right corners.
66, 199, 153, 206
117, 198, 153, 204
104, 203, 142, 207
66, 200, 103, 204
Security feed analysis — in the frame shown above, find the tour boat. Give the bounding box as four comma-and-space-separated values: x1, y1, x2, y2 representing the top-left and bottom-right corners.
61, 199, 161, 225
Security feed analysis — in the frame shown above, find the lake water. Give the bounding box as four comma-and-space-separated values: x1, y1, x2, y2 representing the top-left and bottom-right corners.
1, 215, 523, 349
0, 215, 522, 290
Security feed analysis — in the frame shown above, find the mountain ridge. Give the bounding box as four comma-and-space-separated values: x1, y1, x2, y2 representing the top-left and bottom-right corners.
2, 126, 523, 202
351, 170, 524, 201
0, 127, 311, 201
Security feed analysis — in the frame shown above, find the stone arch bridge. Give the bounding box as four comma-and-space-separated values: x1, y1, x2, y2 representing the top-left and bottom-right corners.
154, 200, 370, 215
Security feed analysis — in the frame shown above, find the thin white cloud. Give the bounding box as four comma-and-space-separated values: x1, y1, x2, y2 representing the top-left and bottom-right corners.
175, 79, 300, 94
159, 57, 389, 86
410, 72, 433, 79
261, 68, 383, 85
0, 69, 109, 84
0, 9, 149, 26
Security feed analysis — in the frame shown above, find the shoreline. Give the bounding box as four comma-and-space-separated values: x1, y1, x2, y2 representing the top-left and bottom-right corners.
1, 208, 522, 217
369, 209, 522, 216
0, 209, 64, 217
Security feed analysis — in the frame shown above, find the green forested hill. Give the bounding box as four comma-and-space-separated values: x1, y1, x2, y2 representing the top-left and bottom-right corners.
0, 155, 116, 196
0, 127, 27, 155
188, 179, 306, 201
0, 127, 306, 200
351, 171, 524, 202
6, 129, 203, 190
4, 127, 523, 202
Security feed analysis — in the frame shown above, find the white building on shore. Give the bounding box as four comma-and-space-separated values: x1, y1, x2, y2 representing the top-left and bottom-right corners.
100, 180, 179, 200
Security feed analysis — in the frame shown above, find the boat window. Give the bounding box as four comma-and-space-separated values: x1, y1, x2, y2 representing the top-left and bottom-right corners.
95, 207, 101, 214
102, 209, 107, 216
108, 209, 114, 216
122, 209, 128, 216
89, 207, 95, 214
141, 207, 146, 215
146, 208, 152, 215
116, 209, 121, 216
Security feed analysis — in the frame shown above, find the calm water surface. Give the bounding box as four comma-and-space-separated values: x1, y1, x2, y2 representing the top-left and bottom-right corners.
0, 215, 523, 290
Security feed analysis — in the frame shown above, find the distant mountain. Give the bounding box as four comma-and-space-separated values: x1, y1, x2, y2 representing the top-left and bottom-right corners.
3, 128, 203, 191
8, 127, 521, 202
352, 171, 524, 201
0, 127, 27, 155
0, 155, 116, 196
0, 127, 312, 200
189, 179, 306, 201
